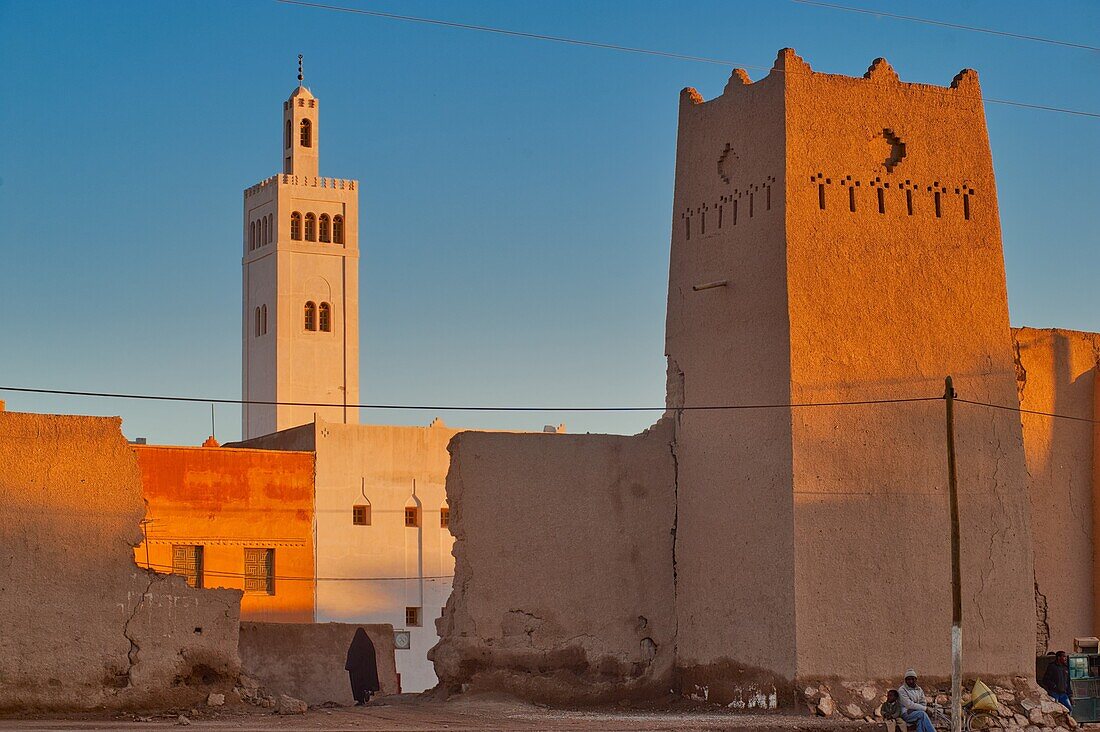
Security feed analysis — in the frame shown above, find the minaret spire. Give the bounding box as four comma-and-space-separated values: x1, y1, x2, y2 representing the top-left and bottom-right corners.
297, 54, 304, 87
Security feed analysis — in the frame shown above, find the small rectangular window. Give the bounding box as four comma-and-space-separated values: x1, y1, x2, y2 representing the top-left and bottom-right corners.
244, 548, 275, 595
353, 504, 371, 526
405, 606, 421, 627
404, 507, 419, 528
440, 507, 450, 529
172, 544, 204, 589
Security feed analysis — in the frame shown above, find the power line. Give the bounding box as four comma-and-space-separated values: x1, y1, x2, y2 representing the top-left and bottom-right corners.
956, 398, 1100, 425
139, 561, 453, 583
791, 0, 1100, 53
275, 0, 1100, 120
275, 0, 744, 67
0, 384, 942, 412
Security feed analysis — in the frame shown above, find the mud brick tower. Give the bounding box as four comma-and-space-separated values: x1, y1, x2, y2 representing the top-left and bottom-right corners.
666, 49, 1034, 694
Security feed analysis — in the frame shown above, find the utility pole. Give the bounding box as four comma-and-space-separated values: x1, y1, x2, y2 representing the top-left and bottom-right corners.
945, 376, 962, 732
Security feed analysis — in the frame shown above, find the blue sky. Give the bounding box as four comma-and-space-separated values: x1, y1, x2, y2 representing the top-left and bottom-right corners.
1, 0, 1097, 444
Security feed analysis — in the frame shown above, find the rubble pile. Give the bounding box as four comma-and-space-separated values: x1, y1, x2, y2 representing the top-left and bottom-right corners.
802, 678, 1077, 731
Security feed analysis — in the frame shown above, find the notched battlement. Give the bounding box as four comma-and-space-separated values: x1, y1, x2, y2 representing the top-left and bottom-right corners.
245, 174, 358, 198
683, 48, 983, 106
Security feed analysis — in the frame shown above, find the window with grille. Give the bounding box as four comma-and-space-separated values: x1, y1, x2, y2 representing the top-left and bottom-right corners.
304, 301, 316, 331
290, 212, 302, 240
319, 302, 331, 332
404, 507, 419, 528
299, 118, 312, 147
440, 506, 450, 529
332, 215, 344, 244
353, 504, 370, 526
319, 214, 331, 243
172, 544, 203, 589
304, 213, 316, 241
244, 548, 275, 595
405, 606, 421, 627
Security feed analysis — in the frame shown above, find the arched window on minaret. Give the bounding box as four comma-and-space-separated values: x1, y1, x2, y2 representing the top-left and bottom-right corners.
261, 217, 268, 247
290, 212, 302, 240
304, 213, 316, 241
304, 301, 317, 331
332, 215, 344, 244
267, 214, 273, 244
319, 214, 331, 243
300, 118, 312, 148
249, 221, 255, 251
261, 304, 268, 335
285, 119, 292, 150
255, 307, 261, 337
319, 302, 331, 332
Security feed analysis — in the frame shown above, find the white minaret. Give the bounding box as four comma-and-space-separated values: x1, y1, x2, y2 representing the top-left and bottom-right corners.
241, 58, 360, 439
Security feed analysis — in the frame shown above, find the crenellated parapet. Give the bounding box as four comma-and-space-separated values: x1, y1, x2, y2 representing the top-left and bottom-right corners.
245, 174, 357, 198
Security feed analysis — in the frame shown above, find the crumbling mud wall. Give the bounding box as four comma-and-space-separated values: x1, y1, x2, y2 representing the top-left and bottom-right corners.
239, 622, 399, 703
1013, 327, 1100, 653
431, 418, 676, 704
0, 411, 241, 712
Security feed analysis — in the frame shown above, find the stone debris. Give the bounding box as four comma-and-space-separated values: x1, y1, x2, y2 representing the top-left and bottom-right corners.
176, 715, 190, 726
275, 694, 308, 715
206, 692, 225, 706
801, 678, 1074, 732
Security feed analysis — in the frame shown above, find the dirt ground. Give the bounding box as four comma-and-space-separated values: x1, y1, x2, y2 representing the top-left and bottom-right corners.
0, 694, 886, 731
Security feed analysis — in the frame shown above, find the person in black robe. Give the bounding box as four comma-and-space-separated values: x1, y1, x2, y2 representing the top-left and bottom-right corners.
345, 627, 380, 705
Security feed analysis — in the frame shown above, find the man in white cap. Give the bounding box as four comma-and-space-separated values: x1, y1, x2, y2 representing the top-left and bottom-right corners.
898, 669, 935, 732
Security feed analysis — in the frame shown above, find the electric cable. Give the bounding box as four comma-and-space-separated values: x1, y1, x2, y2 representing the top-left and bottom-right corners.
137, 561, 453, 583
956, 398, 1100, 424
791, 0, 1100, 53
274, 0, 1100, 120
0, 385, 943, 412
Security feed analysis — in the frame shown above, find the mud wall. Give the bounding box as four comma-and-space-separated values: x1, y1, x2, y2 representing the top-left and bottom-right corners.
432, 419, 676, 703
782, 52, 1035, 682
239, 622, 399, 703
0, 411, 241, 711
1014, 327, 1100, 654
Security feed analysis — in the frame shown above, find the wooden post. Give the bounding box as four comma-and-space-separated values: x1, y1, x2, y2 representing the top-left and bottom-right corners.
945, 376, 962, 732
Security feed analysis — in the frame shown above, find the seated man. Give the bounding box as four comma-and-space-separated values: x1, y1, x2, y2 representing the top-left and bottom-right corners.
898, 669, 935, 732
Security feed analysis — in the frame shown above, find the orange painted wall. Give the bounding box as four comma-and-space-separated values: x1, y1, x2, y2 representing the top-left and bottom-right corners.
132, 445, 316, 623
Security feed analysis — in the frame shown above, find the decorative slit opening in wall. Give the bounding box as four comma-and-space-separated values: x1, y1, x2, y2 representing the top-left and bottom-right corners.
818, 184, 826, 210
963, 193, 971, 220
749, 192, 754, 218
766, 186, 771, 211
732, 199, 738, 225
934, 192, 942, 218
906, 190, 914, 216
684, 215, 690, 241
717, 205, 723, 229
848, 186, 856, 212
877, 188, 885, 214
700, 210, 706, 236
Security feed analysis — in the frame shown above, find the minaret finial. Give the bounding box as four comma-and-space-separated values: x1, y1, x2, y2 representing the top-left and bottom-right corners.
297, 54, 304, 86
